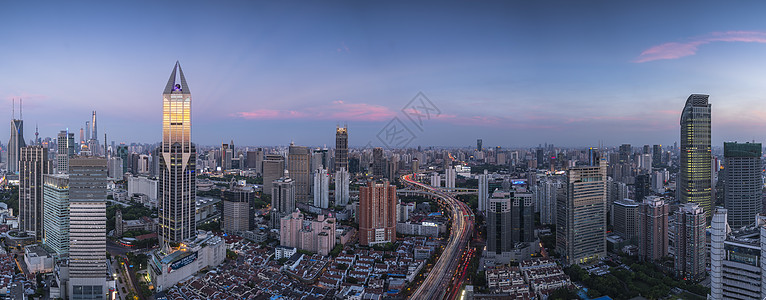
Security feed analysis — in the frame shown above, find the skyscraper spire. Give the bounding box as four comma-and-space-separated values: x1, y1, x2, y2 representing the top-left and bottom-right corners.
34, 123, 39, 145
19, 98, 22, 120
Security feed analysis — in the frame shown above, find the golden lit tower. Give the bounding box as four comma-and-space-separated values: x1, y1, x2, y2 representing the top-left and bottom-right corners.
158, 61, 196, 249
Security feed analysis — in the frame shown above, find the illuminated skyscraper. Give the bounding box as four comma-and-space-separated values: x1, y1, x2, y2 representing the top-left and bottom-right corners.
679, 94, 712, 218
335, 125, 348, 172
19, 146, 49, 240
158, 61, 196, 248
557, 158, 607, 265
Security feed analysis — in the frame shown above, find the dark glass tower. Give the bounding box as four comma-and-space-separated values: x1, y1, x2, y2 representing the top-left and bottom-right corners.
723, 142, 762, 228
679, 94, 712, 218
158, 62, 196, 248
335, 125, 348, 172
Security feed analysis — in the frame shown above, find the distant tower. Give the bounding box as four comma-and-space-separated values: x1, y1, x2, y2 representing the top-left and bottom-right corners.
335, 125, 348, 172
679, 94, 712, 218
477, 139, 483, 151
158, 61, 196, 248
34, 124, 39, 145
8, 98, 26, 173
56, 130, 75, 174
287, 144, 311, 203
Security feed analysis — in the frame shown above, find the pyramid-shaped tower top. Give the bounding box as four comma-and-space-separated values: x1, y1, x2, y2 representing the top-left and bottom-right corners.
164, 61, 190, 94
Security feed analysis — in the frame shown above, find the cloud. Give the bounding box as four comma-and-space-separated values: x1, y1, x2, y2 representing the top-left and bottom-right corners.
635, 31, 766, 63
234, 100, 395, 121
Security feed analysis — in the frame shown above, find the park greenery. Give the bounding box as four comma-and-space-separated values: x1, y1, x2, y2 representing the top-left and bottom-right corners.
566, 259, 709, 300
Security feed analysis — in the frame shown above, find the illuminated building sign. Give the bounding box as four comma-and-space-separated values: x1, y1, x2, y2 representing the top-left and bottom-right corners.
169, 251, 198, 272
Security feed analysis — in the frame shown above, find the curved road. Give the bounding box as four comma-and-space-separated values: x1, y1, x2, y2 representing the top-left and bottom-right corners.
403, 174, 474, 300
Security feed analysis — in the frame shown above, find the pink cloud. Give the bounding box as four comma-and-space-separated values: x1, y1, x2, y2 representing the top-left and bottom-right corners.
234, 101, 395, 122
635, 31, 766, 63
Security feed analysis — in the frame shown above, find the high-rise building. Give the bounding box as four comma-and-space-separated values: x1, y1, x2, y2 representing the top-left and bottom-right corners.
8, 105, 26, 173
19, 146, 49, 240
536, 178, 563, 226
222, 187, 255, 234
359, 180, 397, 246
88, 111, 100, 156
42, 174, 69, 256
679, 94, 712, 218
335, 167, 350, 207
445, 167, 456, 189
485, 187, 535, 265
709, 209, 766, 300
67, 157, 108, 300
117, 144, 128, 172
634, 174, 651, 202
56, 130, 75, 174
612, 199, 639, 241
372, 147, 385, 178
637, 196, 669, 262
287, 144, 311, 203
673, 203, 706, 281
335, 126, 348, 172
556, 158, 607, 265
108, 157, 124, 179
723, 142, 762, 229
246, 148, 263, 174
478, 170, 489, 212
220, 143, 231, 171
430, 173, 441, 187
158, 62, 196, 248
477, 139, 483, 151
313, 168, 329, 209
280, 210, 336, 256
262, 154, 285, 196
619, 144, 631, 164
652, 145, 662, 167
271, 171, 295, 229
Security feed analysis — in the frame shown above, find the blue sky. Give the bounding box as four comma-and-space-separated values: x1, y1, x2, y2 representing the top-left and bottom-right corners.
2, 1, 766, 148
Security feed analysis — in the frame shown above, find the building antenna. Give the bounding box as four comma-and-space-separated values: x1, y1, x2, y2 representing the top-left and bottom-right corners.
11, 98, 14, 119
19, 98, 22, 119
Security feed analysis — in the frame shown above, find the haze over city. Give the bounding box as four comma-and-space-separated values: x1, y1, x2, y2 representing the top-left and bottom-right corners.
3, 1, 766, 147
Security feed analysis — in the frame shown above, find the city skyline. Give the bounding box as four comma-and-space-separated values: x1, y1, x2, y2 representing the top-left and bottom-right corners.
4, 2, 766, 147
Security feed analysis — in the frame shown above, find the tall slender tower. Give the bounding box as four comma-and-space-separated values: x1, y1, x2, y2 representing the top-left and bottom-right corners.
335, 125, 348, 172
679, 94, 712, 218
19, 146, 49, 240
723, 142, 762, 228
158, 61, 196, 249
8, 99, 26, 173
557, 157, 607, 265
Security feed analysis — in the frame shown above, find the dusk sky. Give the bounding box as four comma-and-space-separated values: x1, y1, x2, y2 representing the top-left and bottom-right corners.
3, 1, 766, 148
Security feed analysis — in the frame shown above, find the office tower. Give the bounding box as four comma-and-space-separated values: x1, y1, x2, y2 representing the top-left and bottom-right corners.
108, 157, 123, 179
263, 154, 285, 195
634, 174, 651, 202
673, 203, 706, 280
42, 174, 69, 256
67, 157, 108, 300
280, 210, 337, 256
477, 139, 483, 151
335, 167, 350, 207
222, 187, 255, 234
637, 196, 669, 262
445, 167, 456, 188
85, 121, 90, 146
619, 144, 631, 164
271, 171, 295, 229
19, 146, 49, 240
220, 143, 231, 171
88, 111, 100, 156
478, 169, 489, 212
535, 149, 544, 167
359, 180, 397, 246
117, 144, 128, 172
486, 191, 511, 258
612, 199, 639, 241
138, 154, 150, 174
158, 62, 196, 248
679, 94, 712, 218
311, 148, 330, 172
287, 144, 311, 203
486, 188, 534, 264
556, 159, 607, 265
723, 142, 762, 229
651, 171, 665, 193
56, 130, 75, 174
386, 157, 398, 180
8, 102, 26, 173
536, 178, 562, 225
246, 148, 263, 174
313, 168, 329, 209
652, 145, 662, 167
372, 147, 385, 178
335, 125, 348, 172
588, 147, 600, 166
638, 154, 652, 171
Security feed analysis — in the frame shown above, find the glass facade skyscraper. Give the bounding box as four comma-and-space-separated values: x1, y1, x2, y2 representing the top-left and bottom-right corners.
679, 94, 712, 218
158, 61, 196, 248
723, 142, 762, 228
